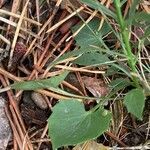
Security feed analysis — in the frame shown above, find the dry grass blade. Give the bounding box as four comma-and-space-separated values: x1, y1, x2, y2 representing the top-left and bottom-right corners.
5, 107, 23, 150
0, 34, 10, 45
23, 0, 63, 58
55, 65, 105, 74
0, 75, 33, 150
0, 67, 21, 81
98, 0, 112, 30
0, 16, 40, 38
0, 9, 42, 26
0, 16, 17, 26
46, 6, 84, 33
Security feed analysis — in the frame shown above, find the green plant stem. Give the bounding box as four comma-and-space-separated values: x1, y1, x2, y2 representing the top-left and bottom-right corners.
114, 0, 139, 87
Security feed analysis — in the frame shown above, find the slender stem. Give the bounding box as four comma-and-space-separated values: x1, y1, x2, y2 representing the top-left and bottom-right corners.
114, 0, 139, 87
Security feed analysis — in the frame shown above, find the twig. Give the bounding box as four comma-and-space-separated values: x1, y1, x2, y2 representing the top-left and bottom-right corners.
106, 131, 127, 147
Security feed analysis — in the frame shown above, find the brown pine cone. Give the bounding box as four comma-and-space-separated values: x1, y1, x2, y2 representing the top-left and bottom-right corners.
8, 42, 26, 72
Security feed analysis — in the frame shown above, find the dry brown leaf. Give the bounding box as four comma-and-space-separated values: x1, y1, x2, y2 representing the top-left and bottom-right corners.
73, 140, 109, 150
82, 76, 109, 98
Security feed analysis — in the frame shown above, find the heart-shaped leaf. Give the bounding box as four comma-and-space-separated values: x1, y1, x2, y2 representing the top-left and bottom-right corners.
48, 100, 111, 149
124, 88, 145, 120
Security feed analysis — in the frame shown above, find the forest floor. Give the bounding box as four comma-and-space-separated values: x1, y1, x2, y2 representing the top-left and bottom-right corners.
0, 0, 149, 149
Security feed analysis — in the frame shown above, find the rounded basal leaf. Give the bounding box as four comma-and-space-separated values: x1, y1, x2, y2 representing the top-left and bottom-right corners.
124, 88, 145, 120
48, 100, 111, 149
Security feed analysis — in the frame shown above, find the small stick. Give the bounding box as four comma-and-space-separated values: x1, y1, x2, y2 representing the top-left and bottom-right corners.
76, 71, 87, 96
37, 124, 49, 149
106, 131, 127, 147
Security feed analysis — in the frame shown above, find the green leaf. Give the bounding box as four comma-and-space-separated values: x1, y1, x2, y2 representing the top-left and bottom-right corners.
142, 25, 150, 39
43, 47, 108, 74
80, 0, 116, 19
109, 78, 130, 92
48, 100, 111, 149
106, 65, 120, 76
73, 52, 110, 66
120, 0, 127, 6
72, 19, 111, 48
55, 47, 100, 64
47, 87, 98, 100
111, 63, 131, 78
129, 12, 150, 27
124, 88, 145, 120
127, 0, 140, 25
53, 46, 125, 67
133, 12, 150, 23
11, 71, 69, 90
